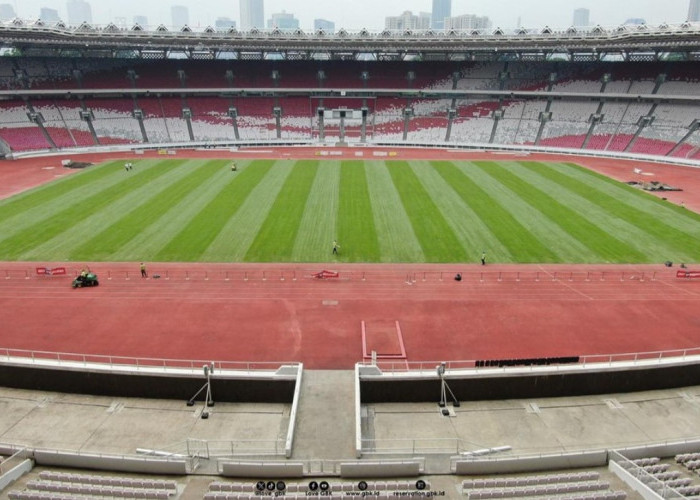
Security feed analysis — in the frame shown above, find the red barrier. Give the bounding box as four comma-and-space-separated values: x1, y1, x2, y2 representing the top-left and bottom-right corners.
313, 270, 339, 279
36, 267, 67, 276
676, 270, 700, 279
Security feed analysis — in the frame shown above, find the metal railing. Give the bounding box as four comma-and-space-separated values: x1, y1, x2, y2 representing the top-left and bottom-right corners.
0, 347, 298, 374
360, 347, 700, 374
2, 266, 675, 284
361, 438, 463, 456
185, 438, 287, 458
609, 450, 686, 499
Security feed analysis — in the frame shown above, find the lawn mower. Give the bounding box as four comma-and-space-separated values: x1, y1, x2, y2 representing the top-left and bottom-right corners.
72, 272, 99, 288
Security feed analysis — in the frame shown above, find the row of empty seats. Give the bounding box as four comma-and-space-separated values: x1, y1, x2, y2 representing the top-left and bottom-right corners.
25, 480, 172, 498
676, 452, 700, 464
461, 469, 630, 500
38, 470, 177, 490
554, 493, 627, 500
462, 470, 599, 488
463, 481, 613, 499
8, 471, 180, 500
626, 455, 700, 497
1, 57, 698, 91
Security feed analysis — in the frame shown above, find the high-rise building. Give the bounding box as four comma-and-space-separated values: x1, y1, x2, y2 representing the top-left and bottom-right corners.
240, 0, 264, 30
0, 3, 15, 20
573, 8, 590, 27
66, 0, 92, 25
215, 17, 236, 29
40, 7, 61, 23
171, 5, 189, 28
133, 15, 148, 28
267, 11, 299, 30
444, 14, 492, 31
385, 11, 431, 31
314, 18, 335, 31
431, 0, 451, 30
689, 0, 700, 22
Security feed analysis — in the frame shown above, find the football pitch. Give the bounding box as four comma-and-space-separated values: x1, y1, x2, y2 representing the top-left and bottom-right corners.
1, 158, 699, 264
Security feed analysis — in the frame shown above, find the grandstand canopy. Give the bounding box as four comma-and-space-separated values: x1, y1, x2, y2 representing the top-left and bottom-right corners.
1, 22, 700, 61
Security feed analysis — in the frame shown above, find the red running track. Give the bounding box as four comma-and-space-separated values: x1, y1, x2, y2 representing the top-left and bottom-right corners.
1, 263, 699, 369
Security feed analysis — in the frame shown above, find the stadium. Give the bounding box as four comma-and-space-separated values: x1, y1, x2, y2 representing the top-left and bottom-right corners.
0, 15, 700, 500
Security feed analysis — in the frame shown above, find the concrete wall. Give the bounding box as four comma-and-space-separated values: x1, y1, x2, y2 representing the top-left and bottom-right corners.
340, 461, 423, 478
0, 459, 33, 491
614, 439, 700, 460
220, 461, 305, 478
32, 450, 188, 475
361, 363, 700, 403
0, 365, 295, 403
453, 450, 608, 475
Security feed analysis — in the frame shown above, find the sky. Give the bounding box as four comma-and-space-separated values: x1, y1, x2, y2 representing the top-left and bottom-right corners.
2, 0, 694, 30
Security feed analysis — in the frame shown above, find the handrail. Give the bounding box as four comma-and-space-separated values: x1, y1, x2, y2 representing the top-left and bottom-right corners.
0, 347, 299, 373
355, 363, 363, 458
360, 347, 700, 374
285, 363, 304, 458
361, 438, 463, 455
609, 450, 687, 499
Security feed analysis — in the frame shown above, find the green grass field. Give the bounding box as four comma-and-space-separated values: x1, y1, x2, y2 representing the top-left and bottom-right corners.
1, 158, 699, 264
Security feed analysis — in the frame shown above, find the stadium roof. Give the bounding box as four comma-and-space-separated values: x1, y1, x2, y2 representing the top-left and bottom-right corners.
1, 20, 700, 61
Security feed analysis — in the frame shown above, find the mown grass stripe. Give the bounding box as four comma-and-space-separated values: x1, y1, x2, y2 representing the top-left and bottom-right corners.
291, 161, 341, 262
244, 160, 320, 262
364, 161, 424, 262
336, 160, 381, 262
561, 162, 700, 232
475, 161, 648, 262
0, 160, 124, 224
68, 160, 227, 261
455, 163, 594, 262
0, 161, 159, 240
155, 160, 275, 261
431, 161, 557, 262
110, 161, 248, 261
0, 160, 183, 260
414, 160, 505, 262
518, 161, 700, 262
201, 161, 292, 261
505, 161, 666, 260
23, 160, 203, 261
386, 161, 467, 262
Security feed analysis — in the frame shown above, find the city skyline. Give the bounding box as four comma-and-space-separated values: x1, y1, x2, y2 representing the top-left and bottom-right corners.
239, 0, 263, 30
431, 0, 451, 30
573, 8, 590, 27
0, 0, 692, 30
689, 0, 700, 22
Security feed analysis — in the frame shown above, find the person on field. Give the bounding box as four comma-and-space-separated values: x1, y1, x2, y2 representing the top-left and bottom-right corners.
481, 252, 486, 266
332, 240, 340, 255
140, 262, 147, 278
